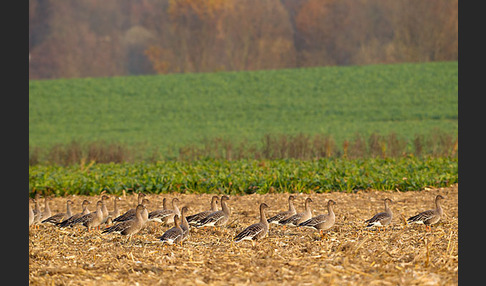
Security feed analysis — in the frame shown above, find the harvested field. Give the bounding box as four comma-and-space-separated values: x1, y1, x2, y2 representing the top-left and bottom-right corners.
29, 185, 458, 285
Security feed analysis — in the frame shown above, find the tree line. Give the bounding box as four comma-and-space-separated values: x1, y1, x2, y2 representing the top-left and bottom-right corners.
29, 0, 457, 80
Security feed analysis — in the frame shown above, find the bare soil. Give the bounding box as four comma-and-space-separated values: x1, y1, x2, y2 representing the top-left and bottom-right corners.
29, 185, 458, 285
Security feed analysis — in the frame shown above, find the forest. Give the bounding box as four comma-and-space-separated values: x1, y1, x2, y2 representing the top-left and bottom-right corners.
29, 0, 458, 80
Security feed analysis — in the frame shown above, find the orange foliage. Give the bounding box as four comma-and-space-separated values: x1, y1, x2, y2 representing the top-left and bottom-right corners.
144, 46, 171, 74
168, 0, 232, 20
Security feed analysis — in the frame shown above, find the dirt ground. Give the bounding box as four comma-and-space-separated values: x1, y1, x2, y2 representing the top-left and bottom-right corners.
29, 185, 458, 285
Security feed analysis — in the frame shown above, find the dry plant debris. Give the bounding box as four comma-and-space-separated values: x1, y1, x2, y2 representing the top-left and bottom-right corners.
29, 185, 458, 285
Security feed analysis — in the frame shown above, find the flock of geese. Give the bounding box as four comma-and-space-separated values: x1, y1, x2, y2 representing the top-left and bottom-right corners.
29, 193, 445, 246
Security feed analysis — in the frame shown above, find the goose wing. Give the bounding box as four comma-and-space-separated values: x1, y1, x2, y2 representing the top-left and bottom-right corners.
186, 210, 212, 225
407, 209, 436, 224
299, 214, 327, 228
158, 227, 183, 244
279, 212, 303, 226
196, 210, 224, 227
267, 210, 292, 224
42, 212, 67, 224
113, 209, 135, 223
365, 212, 391, 226
234, 223, 265, 242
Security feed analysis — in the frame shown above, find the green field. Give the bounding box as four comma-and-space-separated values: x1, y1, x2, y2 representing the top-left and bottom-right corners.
29, 157, 457, 196
29, 61, 458, 160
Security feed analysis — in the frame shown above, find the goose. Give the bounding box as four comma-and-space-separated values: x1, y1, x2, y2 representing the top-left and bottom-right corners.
364, 198, 393, 230
42, 200, 74, 225
104, 196, 122, 225
112, 192, 146, 223
407, 195, 445, 231
29, 199, 34, 227
102, 204, 147, 242
100, 195, 110, 223
57, 200, 91, 228
32, 195, 44, 228
186, 196, 219, 226
267, 195, 296, 228
279, 197, 313, 227
195, 195, 231, 229
148, 198, 180, 225
77, 201, 104, 231
180, 206, 190, 241
41, 196, 52, 221
158, 214, 184, 245
234, 203, 270, 246
299, 200, 336, 238
113, 198, 150, 223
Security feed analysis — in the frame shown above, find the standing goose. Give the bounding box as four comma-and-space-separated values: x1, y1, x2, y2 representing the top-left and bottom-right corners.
29, 200, 34, 227
112, 192, 146, 223
179, 206, 190, 241
267, 195, 296, 227
407, 195, 445, 231
299, 200, 336, 238
195, 195, 231, 229
364, 198, 393, 230
42, 200, 74, 225
57, 200, 91, 228
186, 196, 219, 226
77, 201, 105, 231
32, 195, 44, 228
104, 197, 122, 225
102, 204, 147, 242
41, 196, 52, 220
279, 198, 313, 227
158, 214, 184, 245
113, 198, 150, 223
234, 203, 270, 246
148, 198, 180, 225
100, 195, 110, 223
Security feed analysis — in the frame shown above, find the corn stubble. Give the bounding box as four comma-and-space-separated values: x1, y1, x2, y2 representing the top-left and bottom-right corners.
29, 185, 458, 285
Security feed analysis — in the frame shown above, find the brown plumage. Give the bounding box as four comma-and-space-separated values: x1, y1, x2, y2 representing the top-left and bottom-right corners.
57, 200, 91, 228
112, 193, 146, 223
186, 196, 219, 226
299, 200, 336, 238
364, 198, 393, 230
279, 197, 313, 227
42, 200, 74, 225
113, 198, 150, 223
78, 201, 104, 231
102, 204, 147, 241
148, 198, 180, 225
195, 195, 231, 228
407, 195, 444, 231
234, 203, 270, 246
158, 214, 184, 245
267, 195, 296, 225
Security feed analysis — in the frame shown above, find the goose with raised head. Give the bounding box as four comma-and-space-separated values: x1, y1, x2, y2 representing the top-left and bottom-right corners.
102, 204, 147, 242
104, 196, 122, 225
29, 199, 34, 227
195, 195, 231, 230
364, 198, 393, 230
299, 200, 336, 238
407, 195, 445, 231
112, 193, 146, 223
267, 195, 296, 227
234, 203, 270, 246
57, 200, 91, 228
158, 214, 184, 245
148, 198, 180, 225
186, 196, 219, 226
77, 201, 104, 231
279, 198, 313, 227
42, 200, 74, 225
